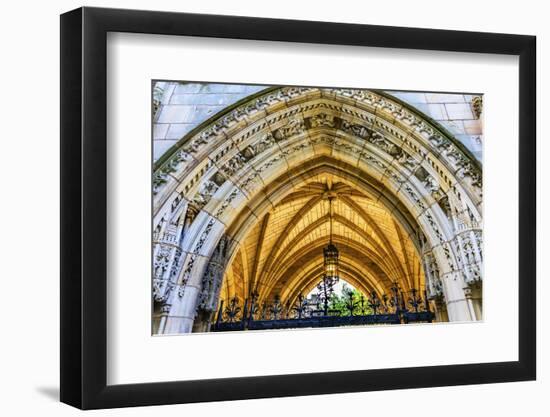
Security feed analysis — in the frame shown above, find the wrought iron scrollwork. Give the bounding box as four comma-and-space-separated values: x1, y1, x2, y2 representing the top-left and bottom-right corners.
268, 295, 284, 320
213, 284, 434, 332
223, 297, 242, 323
368, 292, 381, 315
291, 293, 310, 319
316, 274, 339, 316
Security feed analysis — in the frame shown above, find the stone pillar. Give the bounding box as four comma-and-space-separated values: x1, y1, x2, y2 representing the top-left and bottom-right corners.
162, 244, 214, 334
462, 286, 477, 321
440, 271, 474, 321
464, 284, 482, 321
192, 310, 214, 332
164, 233, 229, 334
163, 282, 201, 334
156, 303, 171, 334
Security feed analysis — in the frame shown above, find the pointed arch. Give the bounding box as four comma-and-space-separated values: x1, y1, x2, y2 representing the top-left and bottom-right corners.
152, 87, 483, 333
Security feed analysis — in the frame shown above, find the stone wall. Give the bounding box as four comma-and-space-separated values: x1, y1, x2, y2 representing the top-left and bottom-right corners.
153, 82, 267, 161
389, 91, 483, 161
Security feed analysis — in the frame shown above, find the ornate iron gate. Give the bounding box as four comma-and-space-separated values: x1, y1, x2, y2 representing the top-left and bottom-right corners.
212, 286, 434, 332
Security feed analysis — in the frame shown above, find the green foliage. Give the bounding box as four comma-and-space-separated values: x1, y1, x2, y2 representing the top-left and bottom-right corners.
328, 284, 373, 316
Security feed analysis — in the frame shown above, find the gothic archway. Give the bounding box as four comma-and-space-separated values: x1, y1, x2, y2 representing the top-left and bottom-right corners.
152, 87, 483, 334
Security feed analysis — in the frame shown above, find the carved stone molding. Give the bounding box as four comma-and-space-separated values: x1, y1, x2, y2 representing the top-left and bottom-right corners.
153, 88, 482, 206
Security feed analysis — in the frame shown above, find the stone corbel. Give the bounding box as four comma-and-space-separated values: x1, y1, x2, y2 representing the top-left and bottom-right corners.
471, 96, 483, 119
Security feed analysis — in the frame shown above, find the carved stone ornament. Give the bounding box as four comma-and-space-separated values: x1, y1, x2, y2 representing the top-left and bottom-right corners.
310, 113, 336, 128
471, 96, 483, 119
340, 120, 370, 138
192, 180, 219, 209
198, 236, 230, 313
423, 175, 443, 199
242, 132, 276, 160
273, 118, 306, 141
423, 252, 444, 300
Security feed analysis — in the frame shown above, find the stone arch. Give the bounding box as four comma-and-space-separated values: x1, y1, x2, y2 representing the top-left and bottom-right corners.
152, 87, 483, 334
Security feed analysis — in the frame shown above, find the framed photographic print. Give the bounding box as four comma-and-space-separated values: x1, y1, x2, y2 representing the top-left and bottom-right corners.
60, 6, 536, 410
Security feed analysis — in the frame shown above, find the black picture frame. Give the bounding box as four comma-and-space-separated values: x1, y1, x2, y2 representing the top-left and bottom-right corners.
60, 6, 536, 410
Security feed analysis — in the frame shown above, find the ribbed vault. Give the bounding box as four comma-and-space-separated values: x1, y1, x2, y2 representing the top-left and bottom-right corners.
220, 178, 423, 308
213, 156, 427, 311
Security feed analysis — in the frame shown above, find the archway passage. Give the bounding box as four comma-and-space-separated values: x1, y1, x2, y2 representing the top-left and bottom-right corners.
218, 177, 423, 311
152, 86, 483, 334
209, 174, 431, 332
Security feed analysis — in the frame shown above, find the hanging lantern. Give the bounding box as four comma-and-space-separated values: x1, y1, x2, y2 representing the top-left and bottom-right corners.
323, 242, 339, 279
323, 196, 339, 280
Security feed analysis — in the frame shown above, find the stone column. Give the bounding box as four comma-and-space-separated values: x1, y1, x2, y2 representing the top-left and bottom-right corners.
156, 304, 171, 334
162, 249, 211, 334
163, 282, 201, 334
192, 310, 214, 332
462, 286, 478, 321
464, 284, 482, 321
441, 270, 474, 322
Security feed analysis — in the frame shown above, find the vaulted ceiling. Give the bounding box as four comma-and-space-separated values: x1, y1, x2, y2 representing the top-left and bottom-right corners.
220, 176, 423, 307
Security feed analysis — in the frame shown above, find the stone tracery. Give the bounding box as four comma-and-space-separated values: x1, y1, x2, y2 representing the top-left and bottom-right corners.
152, 86, 483, 334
